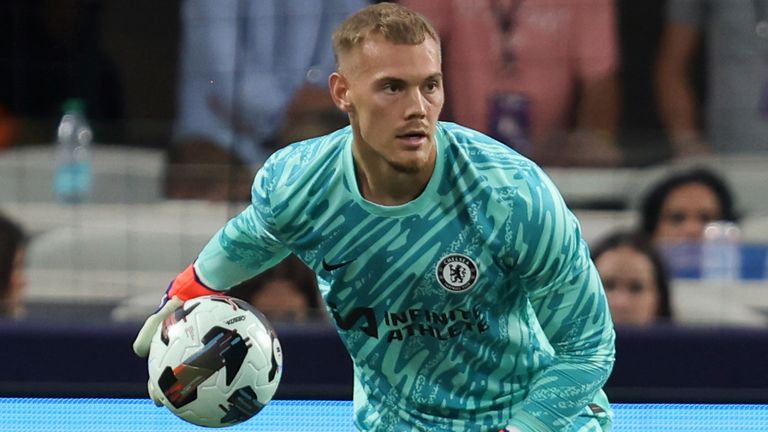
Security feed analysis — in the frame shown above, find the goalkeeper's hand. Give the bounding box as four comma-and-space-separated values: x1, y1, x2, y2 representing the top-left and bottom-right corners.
132, 263, 221, 358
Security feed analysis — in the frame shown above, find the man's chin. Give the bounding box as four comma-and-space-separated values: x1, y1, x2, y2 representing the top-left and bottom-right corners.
387, 156, 432, 174
389, 161, 422, 174
387, 146, 435, 174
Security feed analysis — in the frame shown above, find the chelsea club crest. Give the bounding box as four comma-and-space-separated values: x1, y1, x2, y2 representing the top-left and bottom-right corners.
436, 253, 478, 293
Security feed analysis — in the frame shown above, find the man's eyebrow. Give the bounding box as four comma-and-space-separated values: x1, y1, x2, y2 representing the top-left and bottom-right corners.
374, 73, 444, 84
374, 76, 407, 85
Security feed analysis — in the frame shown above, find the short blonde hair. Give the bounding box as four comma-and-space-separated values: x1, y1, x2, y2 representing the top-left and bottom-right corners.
332, 2, 440, 66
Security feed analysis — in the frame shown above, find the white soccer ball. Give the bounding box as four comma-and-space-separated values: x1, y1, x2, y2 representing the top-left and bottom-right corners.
147, 295, 283, 427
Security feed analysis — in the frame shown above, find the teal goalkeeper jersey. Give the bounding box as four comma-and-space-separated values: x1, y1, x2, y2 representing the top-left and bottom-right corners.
194, 122, 616, 431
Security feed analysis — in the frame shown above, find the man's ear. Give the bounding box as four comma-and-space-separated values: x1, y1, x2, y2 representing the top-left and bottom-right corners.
329, 72, 352, 113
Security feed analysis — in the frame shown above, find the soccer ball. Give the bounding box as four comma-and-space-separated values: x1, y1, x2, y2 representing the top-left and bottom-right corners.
147, 295, 283, 427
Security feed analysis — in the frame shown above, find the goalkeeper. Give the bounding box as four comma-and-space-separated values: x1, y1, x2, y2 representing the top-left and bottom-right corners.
134, 3, 615, 431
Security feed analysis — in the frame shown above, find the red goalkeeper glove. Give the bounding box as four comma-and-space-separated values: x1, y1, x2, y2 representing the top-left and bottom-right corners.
132, 263, 222, 358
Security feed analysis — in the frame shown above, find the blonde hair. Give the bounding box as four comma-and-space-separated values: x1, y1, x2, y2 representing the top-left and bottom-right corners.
332, 2, 440, 66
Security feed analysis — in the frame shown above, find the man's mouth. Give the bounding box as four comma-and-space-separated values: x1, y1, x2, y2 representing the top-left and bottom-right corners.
396, 131, 428, 142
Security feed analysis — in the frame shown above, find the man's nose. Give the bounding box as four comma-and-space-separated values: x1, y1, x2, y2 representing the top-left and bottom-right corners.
405, 88, 427, 119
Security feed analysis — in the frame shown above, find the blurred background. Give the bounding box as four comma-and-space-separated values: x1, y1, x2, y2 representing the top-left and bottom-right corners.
1, 0, 767, 405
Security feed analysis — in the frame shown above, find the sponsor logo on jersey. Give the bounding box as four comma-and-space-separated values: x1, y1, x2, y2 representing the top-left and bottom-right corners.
436, 253, 478, 293
328, 303, 489, 343
328, 303, 379, 338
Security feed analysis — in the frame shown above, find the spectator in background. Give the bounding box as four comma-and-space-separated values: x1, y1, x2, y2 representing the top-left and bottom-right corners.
591, 230, 673, 326
227, 255, 323, 323
401, 0, 622, 167
639, 167, 737, 244
166, 0, 369, 201
0, 212, 27, 319
638, 167, 737, 279
656, 0, 768, 158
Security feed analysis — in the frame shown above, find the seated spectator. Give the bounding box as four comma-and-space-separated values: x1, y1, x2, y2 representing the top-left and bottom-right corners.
640, 167, 737, 244
591, 230, 673, 326
638, 168, 738, 277
227, 254, 323, 323
167, 0, 368, 201
0, 212, 27, 318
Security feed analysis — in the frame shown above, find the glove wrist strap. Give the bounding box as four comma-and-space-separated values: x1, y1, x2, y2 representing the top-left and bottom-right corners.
167, 263, 220, 301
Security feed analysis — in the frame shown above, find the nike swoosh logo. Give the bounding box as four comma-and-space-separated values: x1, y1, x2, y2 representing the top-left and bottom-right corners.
322, 259, 354, 271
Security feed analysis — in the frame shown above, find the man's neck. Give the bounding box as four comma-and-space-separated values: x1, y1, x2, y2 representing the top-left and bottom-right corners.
352, 147, 435, 207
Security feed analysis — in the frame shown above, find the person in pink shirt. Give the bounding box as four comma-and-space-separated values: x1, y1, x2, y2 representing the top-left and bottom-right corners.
401, 0, 621, 166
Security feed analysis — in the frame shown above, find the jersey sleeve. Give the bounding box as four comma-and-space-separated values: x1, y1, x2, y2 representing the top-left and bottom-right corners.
193, 159, 291, 290
508, 165, 616, 431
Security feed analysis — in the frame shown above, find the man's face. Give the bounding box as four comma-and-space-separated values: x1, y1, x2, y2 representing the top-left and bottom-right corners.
331, 34, 444, 174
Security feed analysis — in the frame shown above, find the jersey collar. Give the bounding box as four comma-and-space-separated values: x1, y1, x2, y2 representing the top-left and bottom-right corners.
343, 124, 447, 217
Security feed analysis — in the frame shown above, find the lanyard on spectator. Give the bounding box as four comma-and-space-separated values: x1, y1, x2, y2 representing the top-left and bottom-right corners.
490, 0, 525, 70
755, 0, 768, 38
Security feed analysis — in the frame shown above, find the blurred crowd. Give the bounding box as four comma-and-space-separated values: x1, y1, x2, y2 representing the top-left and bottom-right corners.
5, 1, 767, 170
593, 166, 738, 326
1, 0, 767, 327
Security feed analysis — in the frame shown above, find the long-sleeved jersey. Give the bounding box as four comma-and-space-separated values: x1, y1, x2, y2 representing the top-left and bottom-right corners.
194, 122, 616, 431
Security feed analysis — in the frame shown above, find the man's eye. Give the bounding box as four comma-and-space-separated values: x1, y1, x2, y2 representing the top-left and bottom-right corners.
383, 83, 401, 93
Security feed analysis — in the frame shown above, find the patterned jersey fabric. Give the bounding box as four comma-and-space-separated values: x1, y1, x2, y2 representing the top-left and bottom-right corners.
194, 122, 616, 431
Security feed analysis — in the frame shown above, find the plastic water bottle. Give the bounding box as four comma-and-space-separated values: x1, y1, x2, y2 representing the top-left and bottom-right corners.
700, 221, 741, 280
53, 98, 92, 203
